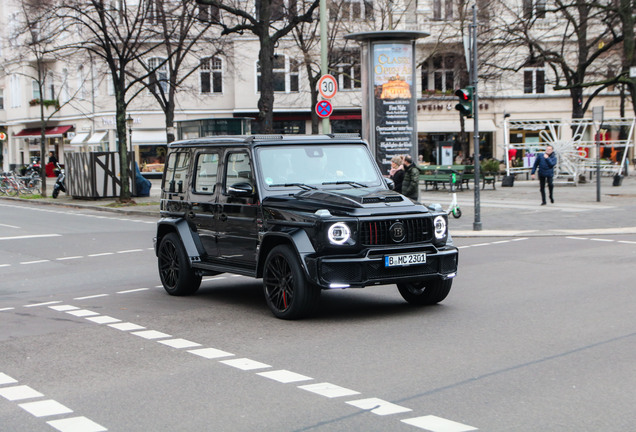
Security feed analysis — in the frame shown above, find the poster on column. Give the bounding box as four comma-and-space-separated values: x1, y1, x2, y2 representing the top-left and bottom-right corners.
372, 42, 415, 176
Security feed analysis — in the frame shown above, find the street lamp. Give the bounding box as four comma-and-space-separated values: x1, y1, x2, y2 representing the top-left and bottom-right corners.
126, 114, 133, 149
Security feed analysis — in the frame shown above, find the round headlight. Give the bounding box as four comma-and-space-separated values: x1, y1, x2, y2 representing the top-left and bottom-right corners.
328, 222, 351, 245
434, 215, 447, 239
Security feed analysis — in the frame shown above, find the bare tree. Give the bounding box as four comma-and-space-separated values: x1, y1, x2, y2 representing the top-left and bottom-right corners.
135, 1, 228, 143
484, 0, 624, 119
196, 0, 320, 133
54, 0, 166, 202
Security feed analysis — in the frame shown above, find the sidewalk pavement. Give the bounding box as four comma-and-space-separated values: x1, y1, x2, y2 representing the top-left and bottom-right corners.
3, 175, 636, 238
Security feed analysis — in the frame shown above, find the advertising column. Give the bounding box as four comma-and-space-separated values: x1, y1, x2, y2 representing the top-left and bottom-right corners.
372, 43, 416, 175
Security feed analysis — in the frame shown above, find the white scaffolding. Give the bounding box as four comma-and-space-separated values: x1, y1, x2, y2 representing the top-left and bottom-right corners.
503, 118, 635, 183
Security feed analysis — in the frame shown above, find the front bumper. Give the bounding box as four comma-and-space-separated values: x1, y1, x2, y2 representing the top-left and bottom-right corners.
305, 245, 458, 289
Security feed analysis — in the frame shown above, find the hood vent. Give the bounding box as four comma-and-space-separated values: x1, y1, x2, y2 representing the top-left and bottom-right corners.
362, 195, 404, 204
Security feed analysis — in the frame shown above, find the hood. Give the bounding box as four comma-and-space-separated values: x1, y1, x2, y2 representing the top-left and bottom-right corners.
262, 187, 413, 214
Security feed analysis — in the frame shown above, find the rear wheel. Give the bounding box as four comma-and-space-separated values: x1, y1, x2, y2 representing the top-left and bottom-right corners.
158, 232, 201, 296
52, 187, 59, 198
397, 278, 452, 305
263, 245, 320, 319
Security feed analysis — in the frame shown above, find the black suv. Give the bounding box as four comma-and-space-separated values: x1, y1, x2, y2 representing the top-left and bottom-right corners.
155, 135, 458, 319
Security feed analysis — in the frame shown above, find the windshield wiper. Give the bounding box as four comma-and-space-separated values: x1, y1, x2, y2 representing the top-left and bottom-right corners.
322, 181, 367, 188
269, 183, 317, 190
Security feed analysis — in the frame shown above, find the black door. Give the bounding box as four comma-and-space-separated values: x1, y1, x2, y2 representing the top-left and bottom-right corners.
189, 151, 220, 259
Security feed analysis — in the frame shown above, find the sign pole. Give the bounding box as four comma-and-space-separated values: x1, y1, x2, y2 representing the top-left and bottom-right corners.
320, 0, 330, 134
471, 5, 482, 231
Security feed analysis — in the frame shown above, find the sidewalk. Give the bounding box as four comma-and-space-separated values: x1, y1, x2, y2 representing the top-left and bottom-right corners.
3, 175, 636, 238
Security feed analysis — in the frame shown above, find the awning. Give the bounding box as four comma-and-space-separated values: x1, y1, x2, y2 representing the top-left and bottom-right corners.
86, 131, 108, 145
15, 125, 73, 138
131, 130, 167, 145
70, 132, 90, 145
417, 119, 497, 133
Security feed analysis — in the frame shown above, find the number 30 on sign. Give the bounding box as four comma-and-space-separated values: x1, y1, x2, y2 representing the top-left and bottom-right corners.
318, 74, 338, 99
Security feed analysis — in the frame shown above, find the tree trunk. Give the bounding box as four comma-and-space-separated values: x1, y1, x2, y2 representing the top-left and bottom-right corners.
570, 86, 585, 119
258, 33, 276, 133
116, 93, 131, 202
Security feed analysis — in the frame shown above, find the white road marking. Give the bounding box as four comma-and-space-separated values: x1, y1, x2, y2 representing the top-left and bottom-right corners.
298, 382, 360, 398
618, 240, 636, 244
20, 260, 50, 265
220, 358, 271, 371
401, 415, 477, 431
0, 234, 61, 241
86, 316, 121, 325
0, 373, 18, 385
108, 322, 146, 331
257, 370, 313, 384
0, 385, 44, 401
0, 264, 11, 268
158, 338, 202, 349
88, 253, 114, 257
49, 305, 80, 312
566, 236, 588, 240
66, 309, 100, 317
47, 416, 107, 432
188, 347, 234, 359
25, 301, 62, 308
74, 294, 109, 300
346, 398, 412, 416
117, 288, 149, 294
590, 238, 614, 242
131, 330, 171, 340
116, 249, 143, 254
0, 307, 15, 312
56, 256, 83, 261
0, 223, 20, 228
19, 399, 73, 417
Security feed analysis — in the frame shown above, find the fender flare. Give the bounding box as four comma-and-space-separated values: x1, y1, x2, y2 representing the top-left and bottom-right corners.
156, 218, 203, 263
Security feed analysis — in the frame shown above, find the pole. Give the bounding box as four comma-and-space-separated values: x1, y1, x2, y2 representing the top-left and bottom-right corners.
596, 132, 601, 202
320, 0, 330, 134
471, 5, 482, 231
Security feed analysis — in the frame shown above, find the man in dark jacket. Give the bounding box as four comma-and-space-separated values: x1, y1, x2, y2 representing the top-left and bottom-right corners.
531, 144, 557, 205
401, 155, 420, 202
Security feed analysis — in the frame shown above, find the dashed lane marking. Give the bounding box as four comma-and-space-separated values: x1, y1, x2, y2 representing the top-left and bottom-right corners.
459, 238, 528, 249
0, 234, 61, 241
567, 236, 636, 244
0, 223, 20, 228
116, 288, 149, 294
20, 260, 51, 265
41, 303, 480, 431
24, 301, 62, 308
74, 294, 108, 300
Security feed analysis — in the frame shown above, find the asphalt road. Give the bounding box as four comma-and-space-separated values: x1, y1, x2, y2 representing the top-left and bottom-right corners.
1, 201, 636, 431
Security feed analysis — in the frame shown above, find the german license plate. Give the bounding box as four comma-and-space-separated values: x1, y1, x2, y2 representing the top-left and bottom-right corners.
384, 252, 427, 267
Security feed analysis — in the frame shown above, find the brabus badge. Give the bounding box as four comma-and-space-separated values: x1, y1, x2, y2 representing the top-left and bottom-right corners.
390, 222, 406, 243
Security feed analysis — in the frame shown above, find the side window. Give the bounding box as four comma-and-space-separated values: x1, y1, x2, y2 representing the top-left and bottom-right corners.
194, 153, 219, 194
163, 151, 191, 192
224, 152, 253, 191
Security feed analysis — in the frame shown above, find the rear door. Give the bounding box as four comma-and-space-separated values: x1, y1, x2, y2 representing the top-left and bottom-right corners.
190, 151, 221, 259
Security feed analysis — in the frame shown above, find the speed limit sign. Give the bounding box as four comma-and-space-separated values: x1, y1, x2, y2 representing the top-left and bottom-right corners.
318, 74, 338, 99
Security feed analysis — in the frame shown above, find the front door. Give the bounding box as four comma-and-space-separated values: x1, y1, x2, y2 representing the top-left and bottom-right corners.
216, 150, 259, 270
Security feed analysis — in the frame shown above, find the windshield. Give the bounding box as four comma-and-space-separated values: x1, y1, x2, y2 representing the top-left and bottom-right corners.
256, 144, 384, 189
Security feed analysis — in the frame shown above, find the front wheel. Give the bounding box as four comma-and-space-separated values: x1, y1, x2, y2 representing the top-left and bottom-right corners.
52, 187, 59, 198
158, 232, 201, 296
263, 245, 320, 320
397, 278, 452, 305
452, 207, 462, 218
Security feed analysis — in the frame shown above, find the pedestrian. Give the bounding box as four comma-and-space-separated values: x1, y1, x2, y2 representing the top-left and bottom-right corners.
389, 155, 404, 193
401, 155, 420, 202
531, 144, 557, 205
48, 151, 58, 165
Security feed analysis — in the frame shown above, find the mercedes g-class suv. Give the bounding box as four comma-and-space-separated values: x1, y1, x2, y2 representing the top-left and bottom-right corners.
155, 134, 458, 319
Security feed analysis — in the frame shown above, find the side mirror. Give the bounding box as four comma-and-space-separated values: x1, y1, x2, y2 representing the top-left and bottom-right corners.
384, 177, 395, 190
227, 181, 254, 197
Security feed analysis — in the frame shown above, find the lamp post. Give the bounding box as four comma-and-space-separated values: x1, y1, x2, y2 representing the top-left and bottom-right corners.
126, 114, 133, 150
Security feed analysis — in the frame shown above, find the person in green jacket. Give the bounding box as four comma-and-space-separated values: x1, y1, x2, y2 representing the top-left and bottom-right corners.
401, 155, 420, 202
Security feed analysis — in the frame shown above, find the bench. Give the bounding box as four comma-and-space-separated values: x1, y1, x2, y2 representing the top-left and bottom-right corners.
419, 165, 465, 191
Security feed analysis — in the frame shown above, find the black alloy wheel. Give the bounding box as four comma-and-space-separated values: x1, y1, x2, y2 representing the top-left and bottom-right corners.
397, 278, 452, 305
263, 245, 319, 319
158, 232, 201, 296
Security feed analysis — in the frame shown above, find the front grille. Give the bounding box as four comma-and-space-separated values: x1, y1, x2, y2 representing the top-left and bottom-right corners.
322, 262, 363, 283
360, 217, 431, 246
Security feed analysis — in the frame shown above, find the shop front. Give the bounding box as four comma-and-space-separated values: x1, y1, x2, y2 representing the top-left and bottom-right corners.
417, 119, 496, 165
132, 130, 168, 177
12, 125, 74, 169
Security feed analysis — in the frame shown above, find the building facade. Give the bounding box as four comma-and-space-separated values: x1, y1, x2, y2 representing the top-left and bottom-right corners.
0, 0, 630, 176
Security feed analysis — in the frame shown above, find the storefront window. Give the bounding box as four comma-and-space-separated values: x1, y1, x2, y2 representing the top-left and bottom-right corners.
139, 145, 167, 174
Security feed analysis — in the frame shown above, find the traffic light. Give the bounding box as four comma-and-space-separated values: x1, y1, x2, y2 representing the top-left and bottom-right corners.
455, 87, 474, 118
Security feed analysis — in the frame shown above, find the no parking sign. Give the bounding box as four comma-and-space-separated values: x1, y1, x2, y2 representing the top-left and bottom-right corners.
315, 100, 333, 118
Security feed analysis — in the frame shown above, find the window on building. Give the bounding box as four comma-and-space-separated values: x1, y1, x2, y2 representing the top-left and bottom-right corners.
333, 50, 361, 90
78, 65, 87, 99
147, 0, 159, 24
200, 56, 223, 94
523, 67, 545, 94
0, 89, 4, 110
10, 75, 22, 108
329, 0, 373, 21
46, 72, 55, 100
198, 4, 220, 22
148, 57, 169, 94
257, 55, 299, 93
433, 0, 453, 20
61, 69, 70, 103
421, 54, 466, 93
32, 80, 41, 100
523, 0, 546, 19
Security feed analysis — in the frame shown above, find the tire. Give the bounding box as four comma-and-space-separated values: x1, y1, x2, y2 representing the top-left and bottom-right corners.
52, 187, 59, 198
158, 232, 202, 296
397, 278, 452, 305
263, 245, 320, 320
452, 208, 462, 218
